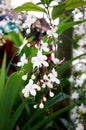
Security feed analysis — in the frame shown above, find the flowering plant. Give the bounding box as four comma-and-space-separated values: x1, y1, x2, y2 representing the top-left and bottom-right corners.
69, 7, 86, 130
0, 0, 86, 130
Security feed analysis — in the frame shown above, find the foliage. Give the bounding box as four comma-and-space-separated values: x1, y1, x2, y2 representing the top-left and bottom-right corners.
14, 0, 86, 20
0, 0, 86, 130
0, 54, 27, 130
0, 53, 86, 130
14, 2, 45, 12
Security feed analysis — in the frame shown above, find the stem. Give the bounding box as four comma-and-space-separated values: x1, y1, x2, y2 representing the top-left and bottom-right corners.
44, 4, 52, 26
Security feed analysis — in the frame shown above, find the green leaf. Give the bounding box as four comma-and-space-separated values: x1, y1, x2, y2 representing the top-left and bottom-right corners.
58, 53, 86, 74
52, 0, 86, 20
65, 0, 86, 10
59, 118, 72, 130
0, 71, 23, 130
4, 31, 23, 47
0, 53, 6, 102
52, 3, 65, 20
59, 14, 73, 24
22, 93, 69, 130
23, 46, 38, 58
14, 2, 45, 12
38, 0, 53, 5
31, 99, 86, 130
45, 93, 70, 108
8, 99, 28, 130
31, 104, 74, 130
45, 0, 53, 5
57, 20, 86, 34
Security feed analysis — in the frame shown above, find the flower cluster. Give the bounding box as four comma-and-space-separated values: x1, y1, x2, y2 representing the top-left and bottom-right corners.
21, 67, 60, 109
70, 7, 86, 130
0, 2, 61, 109
17, 21, 61, 108
71, 103, 86, 130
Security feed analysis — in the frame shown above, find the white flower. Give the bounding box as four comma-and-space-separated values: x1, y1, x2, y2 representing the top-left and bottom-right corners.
75, 78, 83, 87
17, 53, 28, 67
76, 123, 84, 130
22, 79, 41, 98
71, 106, 78, 120
42, 69, 60, 89
31, 50, 49, 69
22, 15, 36, 28
69, 75, 75, 83
72, 59, 79, 66
48, 68, 60, 84
46, 81, 53, 88
78, 36, 86, 46
80, 73, 86, 82
71, 111, 79, 120
47, 28, 58, 38
42, 80, 52, 89
71, 91, 79, 99
74, 12, 83, 21
79, 103, 86, 114
26, 15, 36, 27
19, 38, 28, 53
40, 40, 49, 52
42, 74, 53, 88
75, 73, 86, 87
51, 53, 60, 64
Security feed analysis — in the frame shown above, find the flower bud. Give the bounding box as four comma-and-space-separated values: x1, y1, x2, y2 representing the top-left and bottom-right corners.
33, 104, 38, 109
49, 91, 54, 97
31, 74, 36, 80
39, 102, 44, 109
43, 97, 47, 102
37, 86, 41, 91
22, 74, 27, 81
27, 43, 31, 48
